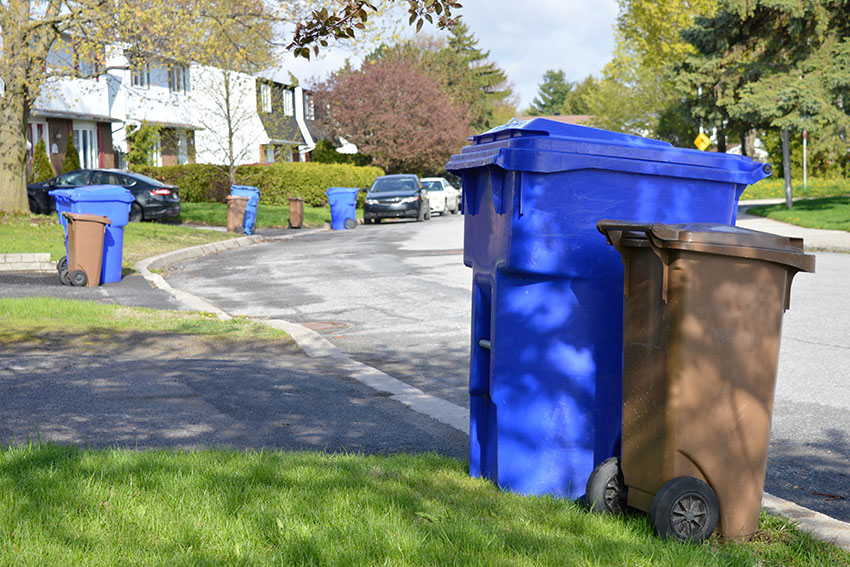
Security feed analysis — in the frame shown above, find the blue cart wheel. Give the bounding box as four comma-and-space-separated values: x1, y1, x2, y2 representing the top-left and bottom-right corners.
585, 457, 627, 514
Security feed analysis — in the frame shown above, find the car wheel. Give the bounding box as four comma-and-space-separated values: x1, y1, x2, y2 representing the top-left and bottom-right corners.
28, 197, 41, 215
374, 218, 382, 224
129, 203, 143, 222
425, 206, 431, 221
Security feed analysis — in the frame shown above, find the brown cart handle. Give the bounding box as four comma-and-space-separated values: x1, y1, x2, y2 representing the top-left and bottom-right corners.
597, 219, 673, 302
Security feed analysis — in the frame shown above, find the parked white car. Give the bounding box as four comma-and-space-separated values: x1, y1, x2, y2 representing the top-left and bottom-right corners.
422, 177, 460, 215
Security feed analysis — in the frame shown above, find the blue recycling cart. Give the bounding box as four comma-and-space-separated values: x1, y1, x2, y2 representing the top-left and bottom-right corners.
230, 185, 261, 235
49, 185, 134, 284
326, 187, 360, 230
446, 118, 772, 500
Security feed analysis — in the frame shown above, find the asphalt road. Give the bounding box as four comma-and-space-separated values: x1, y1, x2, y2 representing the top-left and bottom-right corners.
165, 213, 850, 523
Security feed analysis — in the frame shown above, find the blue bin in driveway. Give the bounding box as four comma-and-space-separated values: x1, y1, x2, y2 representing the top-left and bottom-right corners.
49, 185, 134, 284
446, 118, 772, 500
326, 187, 360, 230
230, 185, 261, 235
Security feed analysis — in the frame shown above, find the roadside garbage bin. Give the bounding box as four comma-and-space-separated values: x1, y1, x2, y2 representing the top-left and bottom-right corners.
289, 197, 304, 229
593, 221, 815, 542
326, 187, 359, 230
63, 212, 112, 287
226, 195, 249, 233
446, 117, 772, 500
230, 185, 261, 235
49, 185, 134, 285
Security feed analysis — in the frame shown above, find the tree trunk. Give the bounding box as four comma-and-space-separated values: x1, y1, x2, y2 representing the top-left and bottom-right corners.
0, 86, 33, 214
741, 129, 756, 157
716, 124, 727, 153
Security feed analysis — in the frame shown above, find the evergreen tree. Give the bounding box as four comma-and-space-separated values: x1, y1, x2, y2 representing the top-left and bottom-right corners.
61, 135, 82, 173
29, 139, 54, 183
528, 70, 574, 116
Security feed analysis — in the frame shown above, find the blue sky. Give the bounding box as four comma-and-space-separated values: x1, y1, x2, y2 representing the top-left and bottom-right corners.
280, 1, 620, 112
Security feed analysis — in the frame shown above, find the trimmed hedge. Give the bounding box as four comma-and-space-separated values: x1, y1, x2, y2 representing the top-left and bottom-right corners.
136, 162, 385, 207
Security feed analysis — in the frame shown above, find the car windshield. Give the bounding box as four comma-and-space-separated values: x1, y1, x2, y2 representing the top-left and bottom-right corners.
370, 177, 417, 193
424, 181, 443, 191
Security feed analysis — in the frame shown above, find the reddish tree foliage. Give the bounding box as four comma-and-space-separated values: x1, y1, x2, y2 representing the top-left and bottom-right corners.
314, 59, 471, 175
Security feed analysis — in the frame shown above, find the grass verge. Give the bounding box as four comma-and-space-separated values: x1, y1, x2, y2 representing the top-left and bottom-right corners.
741, 177, 850, 201
1, 444, 847, 567
178, 201, 358, 228
747, 196, 850, 232
0, 213, 236, 266
0, 297, 289, 347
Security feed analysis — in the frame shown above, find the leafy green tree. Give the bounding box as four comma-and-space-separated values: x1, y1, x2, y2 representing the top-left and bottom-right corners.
562, 75, 598, 116
528, 70, 574, 116
126, 123, 162, 168
584, 0, 715, 136
29, 139, 54, 183
61, 135, 81, 173
679, 0, 850, 166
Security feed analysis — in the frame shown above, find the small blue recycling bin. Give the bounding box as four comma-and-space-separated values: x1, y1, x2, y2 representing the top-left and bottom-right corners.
49, 185, 134, 284
230, 185, 261, 235
446, 118, 772, 500
326, 187, 360, 230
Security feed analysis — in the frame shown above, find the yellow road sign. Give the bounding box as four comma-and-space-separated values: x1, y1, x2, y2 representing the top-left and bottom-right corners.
694, 132, 711, 151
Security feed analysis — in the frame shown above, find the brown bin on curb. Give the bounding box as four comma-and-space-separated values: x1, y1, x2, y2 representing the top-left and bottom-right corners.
63, 212, 112, 287
289, 197, 304, 229
592, 220, 815, 543
226, 195, 249, 233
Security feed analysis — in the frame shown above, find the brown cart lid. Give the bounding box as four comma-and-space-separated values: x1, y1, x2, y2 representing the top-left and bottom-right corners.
61, 212, 112, 225
598, 220, 816, 273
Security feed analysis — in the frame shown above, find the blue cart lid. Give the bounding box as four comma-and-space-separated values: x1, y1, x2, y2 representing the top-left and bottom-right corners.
231, 185, 261, 195
447, 118, 772, 185
326, 187, 360, 195
48, 185, 134, 202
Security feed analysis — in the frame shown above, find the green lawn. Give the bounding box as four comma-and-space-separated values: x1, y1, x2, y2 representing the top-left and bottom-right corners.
741, 177, 850, 201
1, 444, 847, 567
747, 196, 850, 232
0, 214, 237, 267
178, 201, 357, 229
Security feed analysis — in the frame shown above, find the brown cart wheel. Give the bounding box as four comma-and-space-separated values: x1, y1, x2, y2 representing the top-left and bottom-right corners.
69, 269, 88, 287
650, 477, 718, 543
585, 457, 627, 514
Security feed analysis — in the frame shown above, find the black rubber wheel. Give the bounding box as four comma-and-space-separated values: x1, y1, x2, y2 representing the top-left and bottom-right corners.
57, 256, 68, 273
344, 218, 357, 230
129, 203, 143, 222
59, 267, 71, 286
425, 207, 431, 220
650, 477, 719, 543
585, 457, 627, 514
28, 197, 40, 215
374, 218, 382, 224
69, 269, 88, 287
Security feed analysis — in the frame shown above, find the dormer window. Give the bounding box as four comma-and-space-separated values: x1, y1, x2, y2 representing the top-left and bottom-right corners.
283, 89, 294, 117
169, 64, 189, 94
304, 92, 314, 120
132, 64, 150, 88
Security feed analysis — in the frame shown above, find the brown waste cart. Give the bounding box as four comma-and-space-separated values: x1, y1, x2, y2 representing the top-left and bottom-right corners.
226, 195, 249, 233
289, 197, 304, 229
591, 221, 815, 543
63, 212, 112, 287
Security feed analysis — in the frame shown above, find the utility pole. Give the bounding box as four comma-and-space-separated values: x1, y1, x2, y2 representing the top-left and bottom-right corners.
803, 129, 808, 189
782, 128, 793, 209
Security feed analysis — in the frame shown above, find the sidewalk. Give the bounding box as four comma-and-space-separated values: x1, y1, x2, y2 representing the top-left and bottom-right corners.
738, 200, 850, 253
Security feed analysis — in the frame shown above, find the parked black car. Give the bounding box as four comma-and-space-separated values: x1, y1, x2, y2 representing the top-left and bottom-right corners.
27, 169, 181, 222
363, 174, 431, 224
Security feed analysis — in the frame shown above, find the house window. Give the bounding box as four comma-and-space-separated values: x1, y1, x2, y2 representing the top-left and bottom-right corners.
263, 145, 275, 164
260, 84, 272, 113
132, 64, 150, 88
151, 133, 162, 166
27, 122, 50, 158
283, 90, 294, 117
304, 92, 315, 120
177, 130, 188, 165
73, 126, 98, 169
168, 64, 189, 94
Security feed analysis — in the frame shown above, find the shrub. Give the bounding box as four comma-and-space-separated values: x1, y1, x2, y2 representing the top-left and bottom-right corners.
29, 139, 55, 183
61, 134, 81, 173
136, 162, 385, 207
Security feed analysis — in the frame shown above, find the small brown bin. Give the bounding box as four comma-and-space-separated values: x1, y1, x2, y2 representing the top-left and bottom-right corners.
63, 212, 112, 287
289, 197, 304, 229
593, 220, 815, 542
226, 195, 249, 233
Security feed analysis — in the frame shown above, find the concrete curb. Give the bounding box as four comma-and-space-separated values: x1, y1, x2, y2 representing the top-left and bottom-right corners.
0, 252, 55, 272
135, 229, 850, 552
